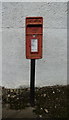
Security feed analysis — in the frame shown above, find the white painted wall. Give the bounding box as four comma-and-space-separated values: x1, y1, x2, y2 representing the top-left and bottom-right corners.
2, 2, 67, 88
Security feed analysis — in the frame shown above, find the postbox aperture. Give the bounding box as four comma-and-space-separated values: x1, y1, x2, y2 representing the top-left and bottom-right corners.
26, 17, 43, 59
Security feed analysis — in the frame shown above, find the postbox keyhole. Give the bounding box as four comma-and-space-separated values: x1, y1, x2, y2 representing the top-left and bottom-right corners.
33, 35, 36, 38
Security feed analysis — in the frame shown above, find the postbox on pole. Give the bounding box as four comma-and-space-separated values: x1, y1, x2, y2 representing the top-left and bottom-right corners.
25, 17, 43, 106
26, 17, 43, 59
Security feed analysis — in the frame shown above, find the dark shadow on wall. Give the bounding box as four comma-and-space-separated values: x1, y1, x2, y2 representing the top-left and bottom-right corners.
67, 1, 69, 85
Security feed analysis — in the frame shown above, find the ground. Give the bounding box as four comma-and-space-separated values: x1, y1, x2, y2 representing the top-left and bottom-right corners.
2, 85, 69, 119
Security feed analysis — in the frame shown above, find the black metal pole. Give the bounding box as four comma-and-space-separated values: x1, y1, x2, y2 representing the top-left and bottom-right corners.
30, 59, 35, 106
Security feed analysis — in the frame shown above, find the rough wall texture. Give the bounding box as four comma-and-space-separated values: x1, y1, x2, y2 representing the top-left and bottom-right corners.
2, 2, 67, 88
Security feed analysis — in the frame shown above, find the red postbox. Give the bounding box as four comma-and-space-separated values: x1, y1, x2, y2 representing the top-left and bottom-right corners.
26, 17, 43, 59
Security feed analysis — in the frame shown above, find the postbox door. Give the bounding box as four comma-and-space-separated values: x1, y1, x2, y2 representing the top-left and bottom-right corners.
26, 34, 42, 59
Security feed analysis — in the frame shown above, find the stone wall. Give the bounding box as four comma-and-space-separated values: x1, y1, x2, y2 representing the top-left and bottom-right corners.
2, 2, 67, 88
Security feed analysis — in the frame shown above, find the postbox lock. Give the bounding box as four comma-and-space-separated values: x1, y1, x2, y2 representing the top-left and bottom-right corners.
33, 35, 36, 38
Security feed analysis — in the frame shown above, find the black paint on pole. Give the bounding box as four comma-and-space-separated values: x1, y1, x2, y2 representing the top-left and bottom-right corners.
30, 59, 35, 106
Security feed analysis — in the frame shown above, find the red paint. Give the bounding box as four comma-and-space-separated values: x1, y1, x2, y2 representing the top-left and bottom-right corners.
26, 17, 43, 59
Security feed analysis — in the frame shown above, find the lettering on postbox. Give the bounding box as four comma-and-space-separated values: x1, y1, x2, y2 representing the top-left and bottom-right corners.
26, 17, 43, 59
